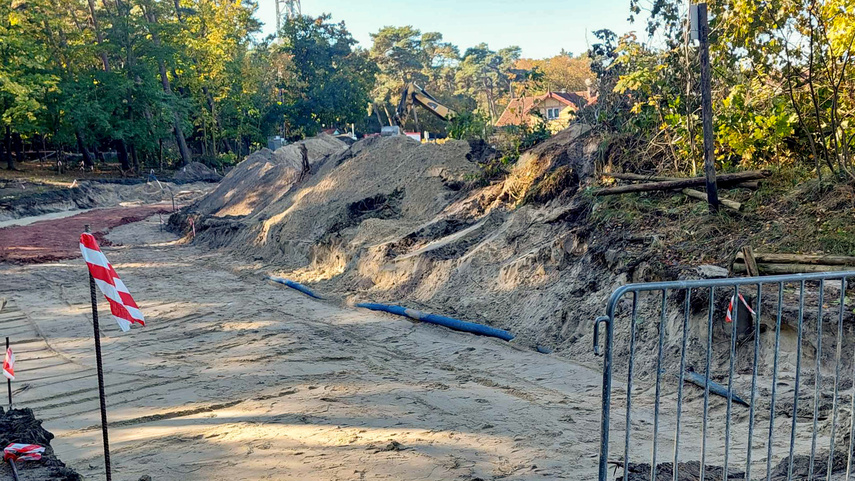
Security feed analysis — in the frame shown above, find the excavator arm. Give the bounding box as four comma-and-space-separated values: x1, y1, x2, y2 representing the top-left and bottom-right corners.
394, 82, 456, 128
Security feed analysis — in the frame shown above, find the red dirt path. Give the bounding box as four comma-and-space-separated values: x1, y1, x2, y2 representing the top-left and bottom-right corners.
0, 206, 170, 264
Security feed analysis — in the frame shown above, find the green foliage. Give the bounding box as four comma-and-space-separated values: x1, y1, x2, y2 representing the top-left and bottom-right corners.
448, 112, 489, 140
588, 0, 855, 182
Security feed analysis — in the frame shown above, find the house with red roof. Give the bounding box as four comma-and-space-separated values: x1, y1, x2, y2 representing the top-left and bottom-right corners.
495, 90, 595, 128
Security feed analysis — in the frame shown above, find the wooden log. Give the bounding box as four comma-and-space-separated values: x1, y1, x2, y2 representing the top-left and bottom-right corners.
741, 246, 759, 277
735, 252, 855, 266
732, 181, 760, 190
682, 188, 742, 211
606, 173, 682, 182
732, 262, 855, 275
593, 170, 772, 196
605, 173, 763, 188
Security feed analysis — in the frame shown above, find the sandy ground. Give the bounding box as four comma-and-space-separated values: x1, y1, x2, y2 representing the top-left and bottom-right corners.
0, 214, 837, 480
0, 216, 609, 480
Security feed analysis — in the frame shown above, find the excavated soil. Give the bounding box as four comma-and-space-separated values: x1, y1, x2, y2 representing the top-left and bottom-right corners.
164, 126, 855, 478
0, 408, 81, 480
0, 179, 212, 222
192, 134, 346, 218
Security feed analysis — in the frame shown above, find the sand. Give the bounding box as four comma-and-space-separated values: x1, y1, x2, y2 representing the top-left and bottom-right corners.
1, 214, 832, 479
192, 135, 347, 218
0, 217, 612, 480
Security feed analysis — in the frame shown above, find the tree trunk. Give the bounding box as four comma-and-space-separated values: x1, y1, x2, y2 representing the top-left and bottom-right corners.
735, 252, 855, 266
145, 7, 192, 166
86, 0, 110, 71
76, 130, 95, 168
114, 138, 130, 171
374, 106, 384, 129
130, 143, 139, 171
12, 132, 24, 164
732, 263, 853, 275
5, 127, 14, 170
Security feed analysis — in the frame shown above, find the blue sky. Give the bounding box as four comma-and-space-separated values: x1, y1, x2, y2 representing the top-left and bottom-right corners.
254, 0, 636, 59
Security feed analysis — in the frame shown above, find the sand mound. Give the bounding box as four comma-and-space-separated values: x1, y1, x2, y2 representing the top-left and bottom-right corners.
193, 134, 347, 218
214, 135, 479, 265
173, 162, 222, 183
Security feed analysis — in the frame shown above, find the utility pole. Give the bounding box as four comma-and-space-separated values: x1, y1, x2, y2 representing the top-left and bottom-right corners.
275, 0, 300, 36
285, 0, 301, 19
694, 3, 720, 212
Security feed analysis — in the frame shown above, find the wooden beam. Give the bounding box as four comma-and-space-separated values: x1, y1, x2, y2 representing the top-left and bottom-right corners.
741, 246, 759, 277
682, 188, 742, 211
593, 171, 771, 196
735, 252, 855, 266
698, 2, 720, 212
733, 263, 854, 275
605, 173, 761, 190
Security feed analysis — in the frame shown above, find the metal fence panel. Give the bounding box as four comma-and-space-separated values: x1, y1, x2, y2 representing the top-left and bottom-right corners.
593, 271, 855, 481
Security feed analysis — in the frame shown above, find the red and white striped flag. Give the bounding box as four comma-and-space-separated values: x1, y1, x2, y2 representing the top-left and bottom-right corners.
4, 444, 45, 462
726, 293, 755, 323
2, 348, 13, 380
79, 233, 145, 332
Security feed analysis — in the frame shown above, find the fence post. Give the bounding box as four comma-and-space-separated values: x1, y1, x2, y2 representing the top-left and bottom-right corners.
84, 225, 112, 481
698, 2, 720, 212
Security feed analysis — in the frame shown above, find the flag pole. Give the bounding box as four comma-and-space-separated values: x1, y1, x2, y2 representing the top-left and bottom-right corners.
6, 337, 11, 409
84, 225, 112, 481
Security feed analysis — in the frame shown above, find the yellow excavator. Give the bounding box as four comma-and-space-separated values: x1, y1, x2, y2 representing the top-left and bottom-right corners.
393, 82, 456, 132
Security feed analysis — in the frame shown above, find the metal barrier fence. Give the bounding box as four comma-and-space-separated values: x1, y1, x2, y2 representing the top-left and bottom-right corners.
593, 271, 855, 481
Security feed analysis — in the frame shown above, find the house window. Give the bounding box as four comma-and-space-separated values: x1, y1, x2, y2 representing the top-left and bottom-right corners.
547, 107, 561, 120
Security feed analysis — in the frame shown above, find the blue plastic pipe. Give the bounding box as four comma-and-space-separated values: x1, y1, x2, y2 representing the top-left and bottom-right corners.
683, 369, 749, 407
267, 276, 323, 299
356, 302, 514, 341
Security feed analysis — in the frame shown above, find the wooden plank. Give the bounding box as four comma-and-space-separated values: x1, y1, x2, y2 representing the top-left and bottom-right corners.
733, 263, 854, 275
682, 188, 742, 211
698, 2, 720, 211
735, 252, 855, 266
741, 246, 759, 277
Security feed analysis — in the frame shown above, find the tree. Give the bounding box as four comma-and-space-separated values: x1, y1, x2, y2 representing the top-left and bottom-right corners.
515, 53, 593, 94
277, 15, 377, 138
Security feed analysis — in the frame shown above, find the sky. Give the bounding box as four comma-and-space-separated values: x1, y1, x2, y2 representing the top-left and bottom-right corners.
254, 0, 636, 59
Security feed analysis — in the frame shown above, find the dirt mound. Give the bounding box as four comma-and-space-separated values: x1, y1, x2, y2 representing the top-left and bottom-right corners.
210, 135, 480, 266
185, 127, 603, 347
192, 134, 347, 218
173, 162, 222, 183
0, 180, 212, 222
0, 408, 81, 480
499, 123, 595, 205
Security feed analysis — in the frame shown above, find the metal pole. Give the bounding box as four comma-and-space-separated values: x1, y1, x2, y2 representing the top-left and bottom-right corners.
6, 337, 10, 409
8, 458, 18, 481
698, 3, 720, 212
84, 225, 112, 481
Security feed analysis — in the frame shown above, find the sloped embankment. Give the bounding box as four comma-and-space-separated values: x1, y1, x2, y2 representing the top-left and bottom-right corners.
192, 134, 347, 218
180, 127, 621, 355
